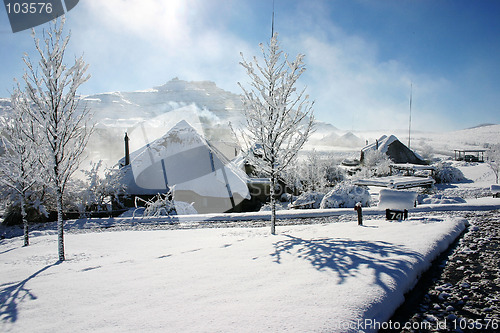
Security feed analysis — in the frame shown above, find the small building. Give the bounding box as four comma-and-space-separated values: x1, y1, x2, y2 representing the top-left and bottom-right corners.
454, 149, 486, 162
361, 135, 426, 165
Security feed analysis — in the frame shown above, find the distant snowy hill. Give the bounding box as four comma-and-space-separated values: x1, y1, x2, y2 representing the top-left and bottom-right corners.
0, 79, 247, 165
466, 123, 497, 130
424, 124, 500, 154
335, 132, 366, 147
307, 124, 366, 150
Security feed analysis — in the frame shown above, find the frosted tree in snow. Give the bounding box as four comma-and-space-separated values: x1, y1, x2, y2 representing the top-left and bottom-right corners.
302, 150, 328, 192
15, 18, 93, 261
79, 161, 127, 214
239, 33, 314, 234
359, 150, 392, 178
486, 144, 500, 184
0, 92, 41, 246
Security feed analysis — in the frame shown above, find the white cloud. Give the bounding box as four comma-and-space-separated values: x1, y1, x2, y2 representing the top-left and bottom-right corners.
69, 0, 253, 94
279, 25, 452, 131
85, 0, 190, 45
66, 0, 458, 132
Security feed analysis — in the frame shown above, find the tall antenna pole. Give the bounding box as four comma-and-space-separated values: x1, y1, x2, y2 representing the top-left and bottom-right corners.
271, 0, 275, 38
408, 82, 413, 150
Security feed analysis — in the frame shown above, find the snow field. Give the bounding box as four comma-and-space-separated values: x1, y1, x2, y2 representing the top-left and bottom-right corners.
1, 216, 467, 332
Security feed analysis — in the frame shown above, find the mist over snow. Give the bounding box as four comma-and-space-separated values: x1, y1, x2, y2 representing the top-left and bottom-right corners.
1, 78, 499, 168
77, 78, 246, 166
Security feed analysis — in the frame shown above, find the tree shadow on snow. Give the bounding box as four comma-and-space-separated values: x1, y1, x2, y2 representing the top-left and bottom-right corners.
272, 235, 423, 293
0, 262, 60, 324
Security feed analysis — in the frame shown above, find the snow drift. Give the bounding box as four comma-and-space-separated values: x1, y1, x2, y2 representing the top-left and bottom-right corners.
320, 182, 371, 208
378, 189, 418, 210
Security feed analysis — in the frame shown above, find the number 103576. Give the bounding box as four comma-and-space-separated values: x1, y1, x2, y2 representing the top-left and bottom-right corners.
6, 2, 53, 14
451, 318, 499, 330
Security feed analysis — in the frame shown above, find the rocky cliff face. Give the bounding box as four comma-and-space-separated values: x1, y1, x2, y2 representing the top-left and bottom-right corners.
80, 78, 244, 129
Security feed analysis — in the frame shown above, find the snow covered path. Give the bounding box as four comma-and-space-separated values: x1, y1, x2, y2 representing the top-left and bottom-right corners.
1, 217, 466, 332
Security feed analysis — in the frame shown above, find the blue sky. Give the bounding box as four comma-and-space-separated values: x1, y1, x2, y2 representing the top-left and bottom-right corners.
0, 0, 499, 132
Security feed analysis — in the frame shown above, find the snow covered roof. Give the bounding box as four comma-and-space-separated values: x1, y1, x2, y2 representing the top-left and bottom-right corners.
120, 120, 250, 212
361, 134, 398, 153
361, 134, 426, 165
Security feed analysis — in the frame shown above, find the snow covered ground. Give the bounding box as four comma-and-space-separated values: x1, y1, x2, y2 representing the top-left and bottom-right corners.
1, 215, 467, 332
1, 123, 499, 332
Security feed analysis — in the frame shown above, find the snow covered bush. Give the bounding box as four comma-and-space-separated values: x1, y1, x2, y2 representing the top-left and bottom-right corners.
281, 161, 303, 195
280, 192, 295, 203
320, 182, 371, 209
172, 201, 198, 215
433, 162, 466, 184
0, 170, 52, 227
358, 150, 392, 178
259, 201, 289, 212
325, 164, 345, 185
301, 150, 328, 192
134, 189, 197, 217
134, 193, 176, 218
1, 196, 49, 226
290, 191, 325, 209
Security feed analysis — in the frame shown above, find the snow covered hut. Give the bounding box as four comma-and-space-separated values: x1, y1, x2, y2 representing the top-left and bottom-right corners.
360, 135, 426, 165
119, 120, 250, 213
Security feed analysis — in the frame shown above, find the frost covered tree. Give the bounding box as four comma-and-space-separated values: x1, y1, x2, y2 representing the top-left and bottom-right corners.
239, 33, 314, 234
486, 144, 500, 184
15, 18, 92, 261
282, 153, 344, 196
302, 150, 328, 192
0, 92, 40, 246
79, 161, 127, 214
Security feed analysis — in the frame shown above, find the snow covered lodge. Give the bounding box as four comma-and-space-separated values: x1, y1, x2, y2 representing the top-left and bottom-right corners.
119, 120, 252, 214
360, 135, 426, 165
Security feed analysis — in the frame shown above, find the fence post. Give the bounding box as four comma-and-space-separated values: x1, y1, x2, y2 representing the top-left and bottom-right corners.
354, 202, 363, 226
